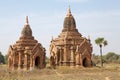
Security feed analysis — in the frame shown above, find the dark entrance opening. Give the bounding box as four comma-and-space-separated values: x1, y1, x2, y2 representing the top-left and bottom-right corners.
35, 56, 40, 69
83, 58, 88, 67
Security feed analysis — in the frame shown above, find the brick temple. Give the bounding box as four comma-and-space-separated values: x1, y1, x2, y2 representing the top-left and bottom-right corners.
7, 16, 46, 70
50, 7, 93, 67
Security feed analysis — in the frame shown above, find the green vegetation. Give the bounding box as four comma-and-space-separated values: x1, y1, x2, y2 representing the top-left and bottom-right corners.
92, 52, 120, 65
4, 54, 8, 64
95, 37, 108, 67
45, 56, 50, 64
0, 52, 5, 64
103, 52, 120, 63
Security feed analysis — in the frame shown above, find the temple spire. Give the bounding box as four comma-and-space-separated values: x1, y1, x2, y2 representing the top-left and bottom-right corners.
88, 35, 90, 40
66, 5, 72, 17
25, 16, 29, 25
52, 36, 54, 41
21, 16, 32, 36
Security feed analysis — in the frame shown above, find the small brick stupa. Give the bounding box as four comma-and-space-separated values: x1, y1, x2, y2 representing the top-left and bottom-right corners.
8, 16, 46, 70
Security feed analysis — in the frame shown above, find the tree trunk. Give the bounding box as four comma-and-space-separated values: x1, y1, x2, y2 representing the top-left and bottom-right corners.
100, 47, 103, 67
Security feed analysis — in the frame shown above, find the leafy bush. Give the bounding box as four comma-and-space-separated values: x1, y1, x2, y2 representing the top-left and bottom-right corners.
104, 52, 120, 63
0, 52, 5, 64
92, 52, 120, 65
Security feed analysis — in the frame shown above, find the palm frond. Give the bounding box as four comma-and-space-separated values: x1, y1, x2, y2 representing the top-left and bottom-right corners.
95, 37, 104, 45
103, 40, 108, 46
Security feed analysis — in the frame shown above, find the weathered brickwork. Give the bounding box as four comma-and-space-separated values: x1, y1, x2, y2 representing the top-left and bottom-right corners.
50, 7, 93, 67
8, 16, 46, 70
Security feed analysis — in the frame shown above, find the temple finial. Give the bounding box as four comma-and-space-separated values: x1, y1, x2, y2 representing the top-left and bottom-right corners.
26, 16, 29, 25
88, 35, 91, 42
52, 36, 54, 40
88, 35, 90, 40
66, 5, 72, 17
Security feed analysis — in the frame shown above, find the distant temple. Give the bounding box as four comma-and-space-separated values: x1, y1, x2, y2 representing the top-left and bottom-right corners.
8, 16, 46, 70
50, 7, 93, 67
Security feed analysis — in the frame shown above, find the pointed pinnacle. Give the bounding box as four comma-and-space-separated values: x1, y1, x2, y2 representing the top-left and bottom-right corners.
67, 5, 72, 17
26, 16, 29, 25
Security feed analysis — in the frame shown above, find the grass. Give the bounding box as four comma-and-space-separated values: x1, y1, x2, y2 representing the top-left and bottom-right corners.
0, 63, 120, 80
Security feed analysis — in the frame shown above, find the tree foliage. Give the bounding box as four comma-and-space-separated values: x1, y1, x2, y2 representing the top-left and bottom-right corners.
104, 52, 120, 62
95, 37, 108, 67
4, 54, 8, 64
92, 52, 120, 65
95, 37, 108, 47
45, 56, 50, 64
0, 52, 5, 64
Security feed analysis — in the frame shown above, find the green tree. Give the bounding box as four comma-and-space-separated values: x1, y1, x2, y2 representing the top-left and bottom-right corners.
105, 52, 119, 62
117, 55, 120, 63
0, 52, 5, 64
45, 56, 50, 64
4, 54, 8, 64
95, 37, 108, 67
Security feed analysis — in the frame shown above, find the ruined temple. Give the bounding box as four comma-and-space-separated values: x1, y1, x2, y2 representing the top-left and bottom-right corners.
8, 16, 46, 70
50, 7, 93, 67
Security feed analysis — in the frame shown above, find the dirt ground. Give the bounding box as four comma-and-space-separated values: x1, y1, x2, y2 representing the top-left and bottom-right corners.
0, 64, 120, 80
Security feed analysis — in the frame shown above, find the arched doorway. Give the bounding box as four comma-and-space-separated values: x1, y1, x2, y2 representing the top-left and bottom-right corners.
83, 58, 88, 67
35, 56, 40, 69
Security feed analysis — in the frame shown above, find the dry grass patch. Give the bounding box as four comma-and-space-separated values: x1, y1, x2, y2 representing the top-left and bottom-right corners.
0, 64, 120, 80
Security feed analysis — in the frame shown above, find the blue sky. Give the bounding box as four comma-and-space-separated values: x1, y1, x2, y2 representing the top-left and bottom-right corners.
0, 0, 120, 56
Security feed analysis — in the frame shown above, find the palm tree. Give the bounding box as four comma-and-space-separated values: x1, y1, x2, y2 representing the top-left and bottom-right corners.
95, 37, 108, 67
